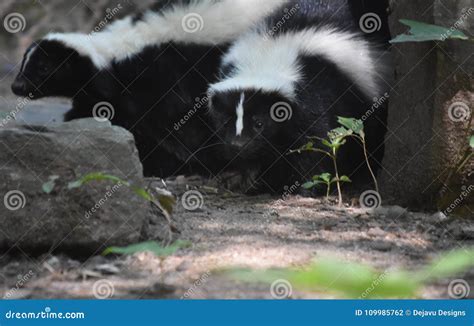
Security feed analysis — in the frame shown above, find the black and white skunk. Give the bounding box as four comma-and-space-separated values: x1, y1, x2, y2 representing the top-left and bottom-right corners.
11, 0, 286, 177
207, 0, 391, 193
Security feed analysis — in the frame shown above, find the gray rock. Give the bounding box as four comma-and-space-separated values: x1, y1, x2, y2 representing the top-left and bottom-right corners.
0, 119, 152, 252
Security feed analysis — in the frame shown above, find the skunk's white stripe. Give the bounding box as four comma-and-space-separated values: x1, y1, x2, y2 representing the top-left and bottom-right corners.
20, 45, 37, 73
299, 28, 380, 99
45, 0, 287, 69
235, 92, 245, 136
210, 28, 381, 99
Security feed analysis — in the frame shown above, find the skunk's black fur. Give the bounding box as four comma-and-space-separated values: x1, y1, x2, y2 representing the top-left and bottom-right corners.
207, 0, 391, 193
12, 39, 225, 177
11, 0, 286, 178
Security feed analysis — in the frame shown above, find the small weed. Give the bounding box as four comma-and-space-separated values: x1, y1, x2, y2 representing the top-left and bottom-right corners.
291, 117, 378, 206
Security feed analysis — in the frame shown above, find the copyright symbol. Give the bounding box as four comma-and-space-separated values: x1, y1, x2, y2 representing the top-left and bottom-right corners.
405, 309, 411, 316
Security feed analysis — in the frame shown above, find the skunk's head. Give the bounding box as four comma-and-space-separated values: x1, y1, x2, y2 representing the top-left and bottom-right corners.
12, 39, 95, 99
208, 89, 294, 160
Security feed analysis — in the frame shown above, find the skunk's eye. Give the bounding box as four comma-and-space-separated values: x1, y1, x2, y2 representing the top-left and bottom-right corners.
254, 120, 264, 131
38, 64, 49, 73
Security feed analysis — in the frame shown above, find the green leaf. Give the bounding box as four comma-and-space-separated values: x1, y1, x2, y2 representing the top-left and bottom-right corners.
418, 249, 474, 282
470, 135, 474, 148
42, 175, 60, 194
332, 176, 352, 183
337, 117, 363, 135
288, 258, 418, 298
304, 141, 314, 150
302, 181, 316, 189
132, 187, 153, 202
103, 240, 191, 257
329, 127, 351, 140
67, 172, 128, 189
390, 19, 468, 43
339, 175, 352, 183
226, 249, 474, 299
67, 180, 83, 189
319, 173, 332, 183
321, 139, 333, 148
158, 194, 176, 216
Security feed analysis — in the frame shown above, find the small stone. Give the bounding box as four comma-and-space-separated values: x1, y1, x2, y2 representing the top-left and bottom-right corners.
430, 211, 448, 222
372, 205, 408, 219
94, 264, 121, 275
455, 226, 474, 240
368, 227, 385, 237
369, 240, 392, 252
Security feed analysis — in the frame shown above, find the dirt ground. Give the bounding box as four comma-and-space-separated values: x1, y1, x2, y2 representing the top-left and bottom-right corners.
1, 174, 473, 300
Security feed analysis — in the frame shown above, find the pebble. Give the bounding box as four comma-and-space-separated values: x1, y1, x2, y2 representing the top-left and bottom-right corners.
367, 227, 385, 237
453, 226, 474, 240
372, 205, 408, 219
369, 240, 393, 252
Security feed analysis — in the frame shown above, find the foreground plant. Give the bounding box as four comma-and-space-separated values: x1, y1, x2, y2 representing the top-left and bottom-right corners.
227, 248, 474, 298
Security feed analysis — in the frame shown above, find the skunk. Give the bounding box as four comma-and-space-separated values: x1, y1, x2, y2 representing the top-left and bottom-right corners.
11, 0, 287, 177
207, 0, 391, 193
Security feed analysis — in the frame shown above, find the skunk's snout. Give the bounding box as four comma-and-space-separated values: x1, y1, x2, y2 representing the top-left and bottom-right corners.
231, 137, 247, 148
11, 76, 28, 96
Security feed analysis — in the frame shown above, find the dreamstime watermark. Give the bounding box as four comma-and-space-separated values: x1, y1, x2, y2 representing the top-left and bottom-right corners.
0, 93, 34, 128
92, 101, 115, 122
361, 92, 390, 123
181, 190, 204, 211
3, 190, 26, 211
359, 13, 382, 34
443, 185, 473, 217
270, 101, 293, 122
182, 13, 204, 33
448, 279, 470, 299
92, 279, 115, 299
5, 307, 85, 320
448, 102, 471, 122
270, 279, 293, 299
3, 270, 34, 299
343, 93, 390, 132
84, 182, 124, 219
174, 96, 208, 131
3, 12, 26, 33
359, 190, 382, 209
441, 8, 474, 41
359, 271, 388, 298
264, 4, 301, 39
89, 4, 123, 37
263, 181, 300, 218
181, 271, 211, 299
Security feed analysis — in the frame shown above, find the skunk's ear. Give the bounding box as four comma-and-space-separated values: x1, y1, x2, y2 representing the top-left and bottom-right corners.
208, 90, 230, 111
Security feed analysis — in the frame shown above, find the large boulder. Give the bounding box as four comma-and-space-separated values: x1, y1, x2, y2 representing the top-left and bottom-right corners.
380, 0, 473, 215
0, 118, 153, 252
